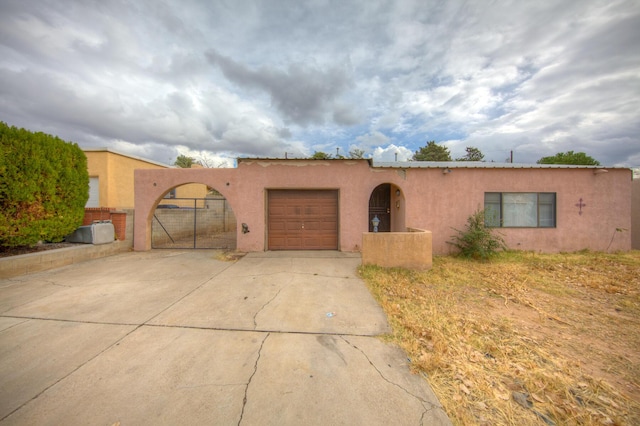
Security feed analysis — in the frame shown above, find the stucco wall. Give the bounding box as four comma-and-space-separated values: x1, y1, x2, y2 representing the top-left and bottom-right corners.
174, 183, 208, 199
85, 151, 109, 207
632, 178, 640, 249
362, 228, 432, 269
86, 150, 168, 209
134, 160, 632, 254
404, 167, 632, 254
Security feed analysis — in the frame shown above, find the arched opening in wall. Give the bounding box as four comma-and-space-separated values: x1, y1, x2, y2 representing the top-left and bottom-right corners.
368, 183, 405, 232
152, 184, 237, 249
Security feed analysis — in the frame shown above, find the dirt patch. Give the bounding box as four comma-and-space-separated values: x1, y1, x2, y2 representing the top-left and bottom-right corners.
0, 242, 81, 258
360, 251, 640, 425
480, 284, 640, 404
214, 251, 247, 261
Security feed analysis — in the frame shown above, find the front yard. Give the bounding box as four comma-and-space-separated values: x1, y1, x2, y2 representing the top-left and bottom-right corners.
360, 251, 640, 425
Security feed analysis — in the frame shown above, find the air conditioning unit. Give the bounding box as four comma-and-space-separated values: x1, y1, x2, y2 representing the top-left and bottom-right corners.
66, 221, 115, 245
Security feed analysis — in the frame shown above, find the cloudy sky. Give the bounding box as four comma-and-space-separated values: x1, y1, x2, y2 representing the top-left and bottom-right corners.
1, 0, 639, 167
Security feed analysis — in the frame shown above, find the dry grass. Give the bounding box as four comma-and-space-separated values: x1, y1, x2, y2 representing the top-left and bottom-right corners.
359, 250, 640, 425
214, 250, 246, 261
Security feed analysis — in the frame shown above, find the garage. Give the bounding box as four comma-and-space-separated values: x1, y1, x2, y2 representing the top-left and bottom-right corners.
268, 190, 338, 250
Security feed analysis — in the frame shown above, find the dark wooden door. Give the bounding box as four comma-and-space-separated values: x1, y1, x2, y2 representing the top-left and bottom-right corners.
369, 184, 391, 232
268, 190, 338, 250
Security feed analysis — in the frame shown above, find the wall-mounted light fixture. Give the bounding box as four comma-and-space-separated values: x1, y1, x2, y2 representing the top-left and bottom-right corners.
442, 168, 452, 175
593, 169, 608, 175
242, 223, 250, 234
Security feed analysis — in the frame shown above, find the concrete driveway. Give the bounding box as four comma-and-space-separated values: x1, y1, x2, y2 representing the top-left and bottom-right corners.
0, 250, 450, 425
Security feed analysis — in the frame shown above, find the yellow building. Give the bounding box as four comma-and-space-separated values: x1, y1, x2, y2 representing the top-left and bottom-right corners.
84, 148, 208, 209
160, 164, 212, 208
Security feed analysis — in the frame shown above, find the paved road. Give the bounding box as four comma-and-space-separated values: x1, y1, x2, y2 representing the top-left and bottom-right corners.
0, 250, 450, 425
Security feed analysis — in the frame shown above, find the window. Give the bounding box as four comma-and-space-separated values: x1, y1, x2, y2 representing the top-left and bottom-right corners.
164, 188, 176, 199
86, 177, 100, 207
484, 192, 556, 228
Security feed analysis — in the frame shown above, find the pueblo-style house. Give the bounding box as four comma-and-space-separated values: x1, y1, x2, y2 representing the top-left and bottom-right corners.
133, 158, 632, 255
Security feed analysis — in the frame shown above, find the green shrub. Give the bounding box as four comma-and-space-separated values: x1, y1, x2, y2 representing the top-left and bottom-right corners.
0, 122, 89, 247
448, 209, 506, 260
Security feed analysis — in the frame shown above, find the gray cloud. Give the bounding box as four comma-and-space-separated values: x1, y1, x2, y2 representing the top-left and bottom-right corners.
0, 0, 638, 167
205, 49, 355, 126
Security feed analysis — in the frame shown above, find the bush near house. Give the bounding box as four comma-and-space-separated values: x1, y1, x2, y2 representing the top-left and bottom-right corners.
449, 209, 506, 260
0, 122, 89, 247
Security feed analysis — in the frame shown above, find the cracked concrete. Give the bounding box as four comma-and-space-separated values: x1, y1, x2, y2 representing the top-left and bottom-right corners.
0, 250, 450, 425
253, 289, 282, 329
239, 332, 270, 425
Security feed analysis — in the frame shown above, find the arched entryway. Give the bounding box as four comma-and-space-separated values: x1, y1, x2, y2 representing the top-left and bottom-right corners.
150, 183, 237, 249
368, 183, 405, 232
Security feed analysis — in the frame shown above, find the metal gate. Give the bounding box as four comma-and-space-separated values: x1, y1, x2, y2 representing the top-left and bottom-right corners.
369, 184, 391, 232
151, 198, 237, 249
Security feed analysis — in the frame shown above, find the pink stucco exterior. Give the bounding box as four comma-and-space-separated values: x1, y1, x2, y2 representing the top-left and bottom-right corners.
633, 178, 640, 249
134, 159, 632, 254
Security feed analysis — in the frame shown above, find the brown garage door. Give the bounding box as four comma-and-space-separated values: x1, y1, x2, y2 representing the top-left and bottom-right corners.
268, 190, 338, 250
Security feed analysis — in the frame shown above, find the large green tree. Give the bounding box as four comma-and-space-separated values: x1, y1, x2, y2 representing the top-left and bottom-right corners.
537, 151, 600, 166
0, 122, 89, 247
412, 141, 452, 161
456, 146, 485, 161
349, 148, 365, 159
174, 154, 199, 168
310, 151, 332, 159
